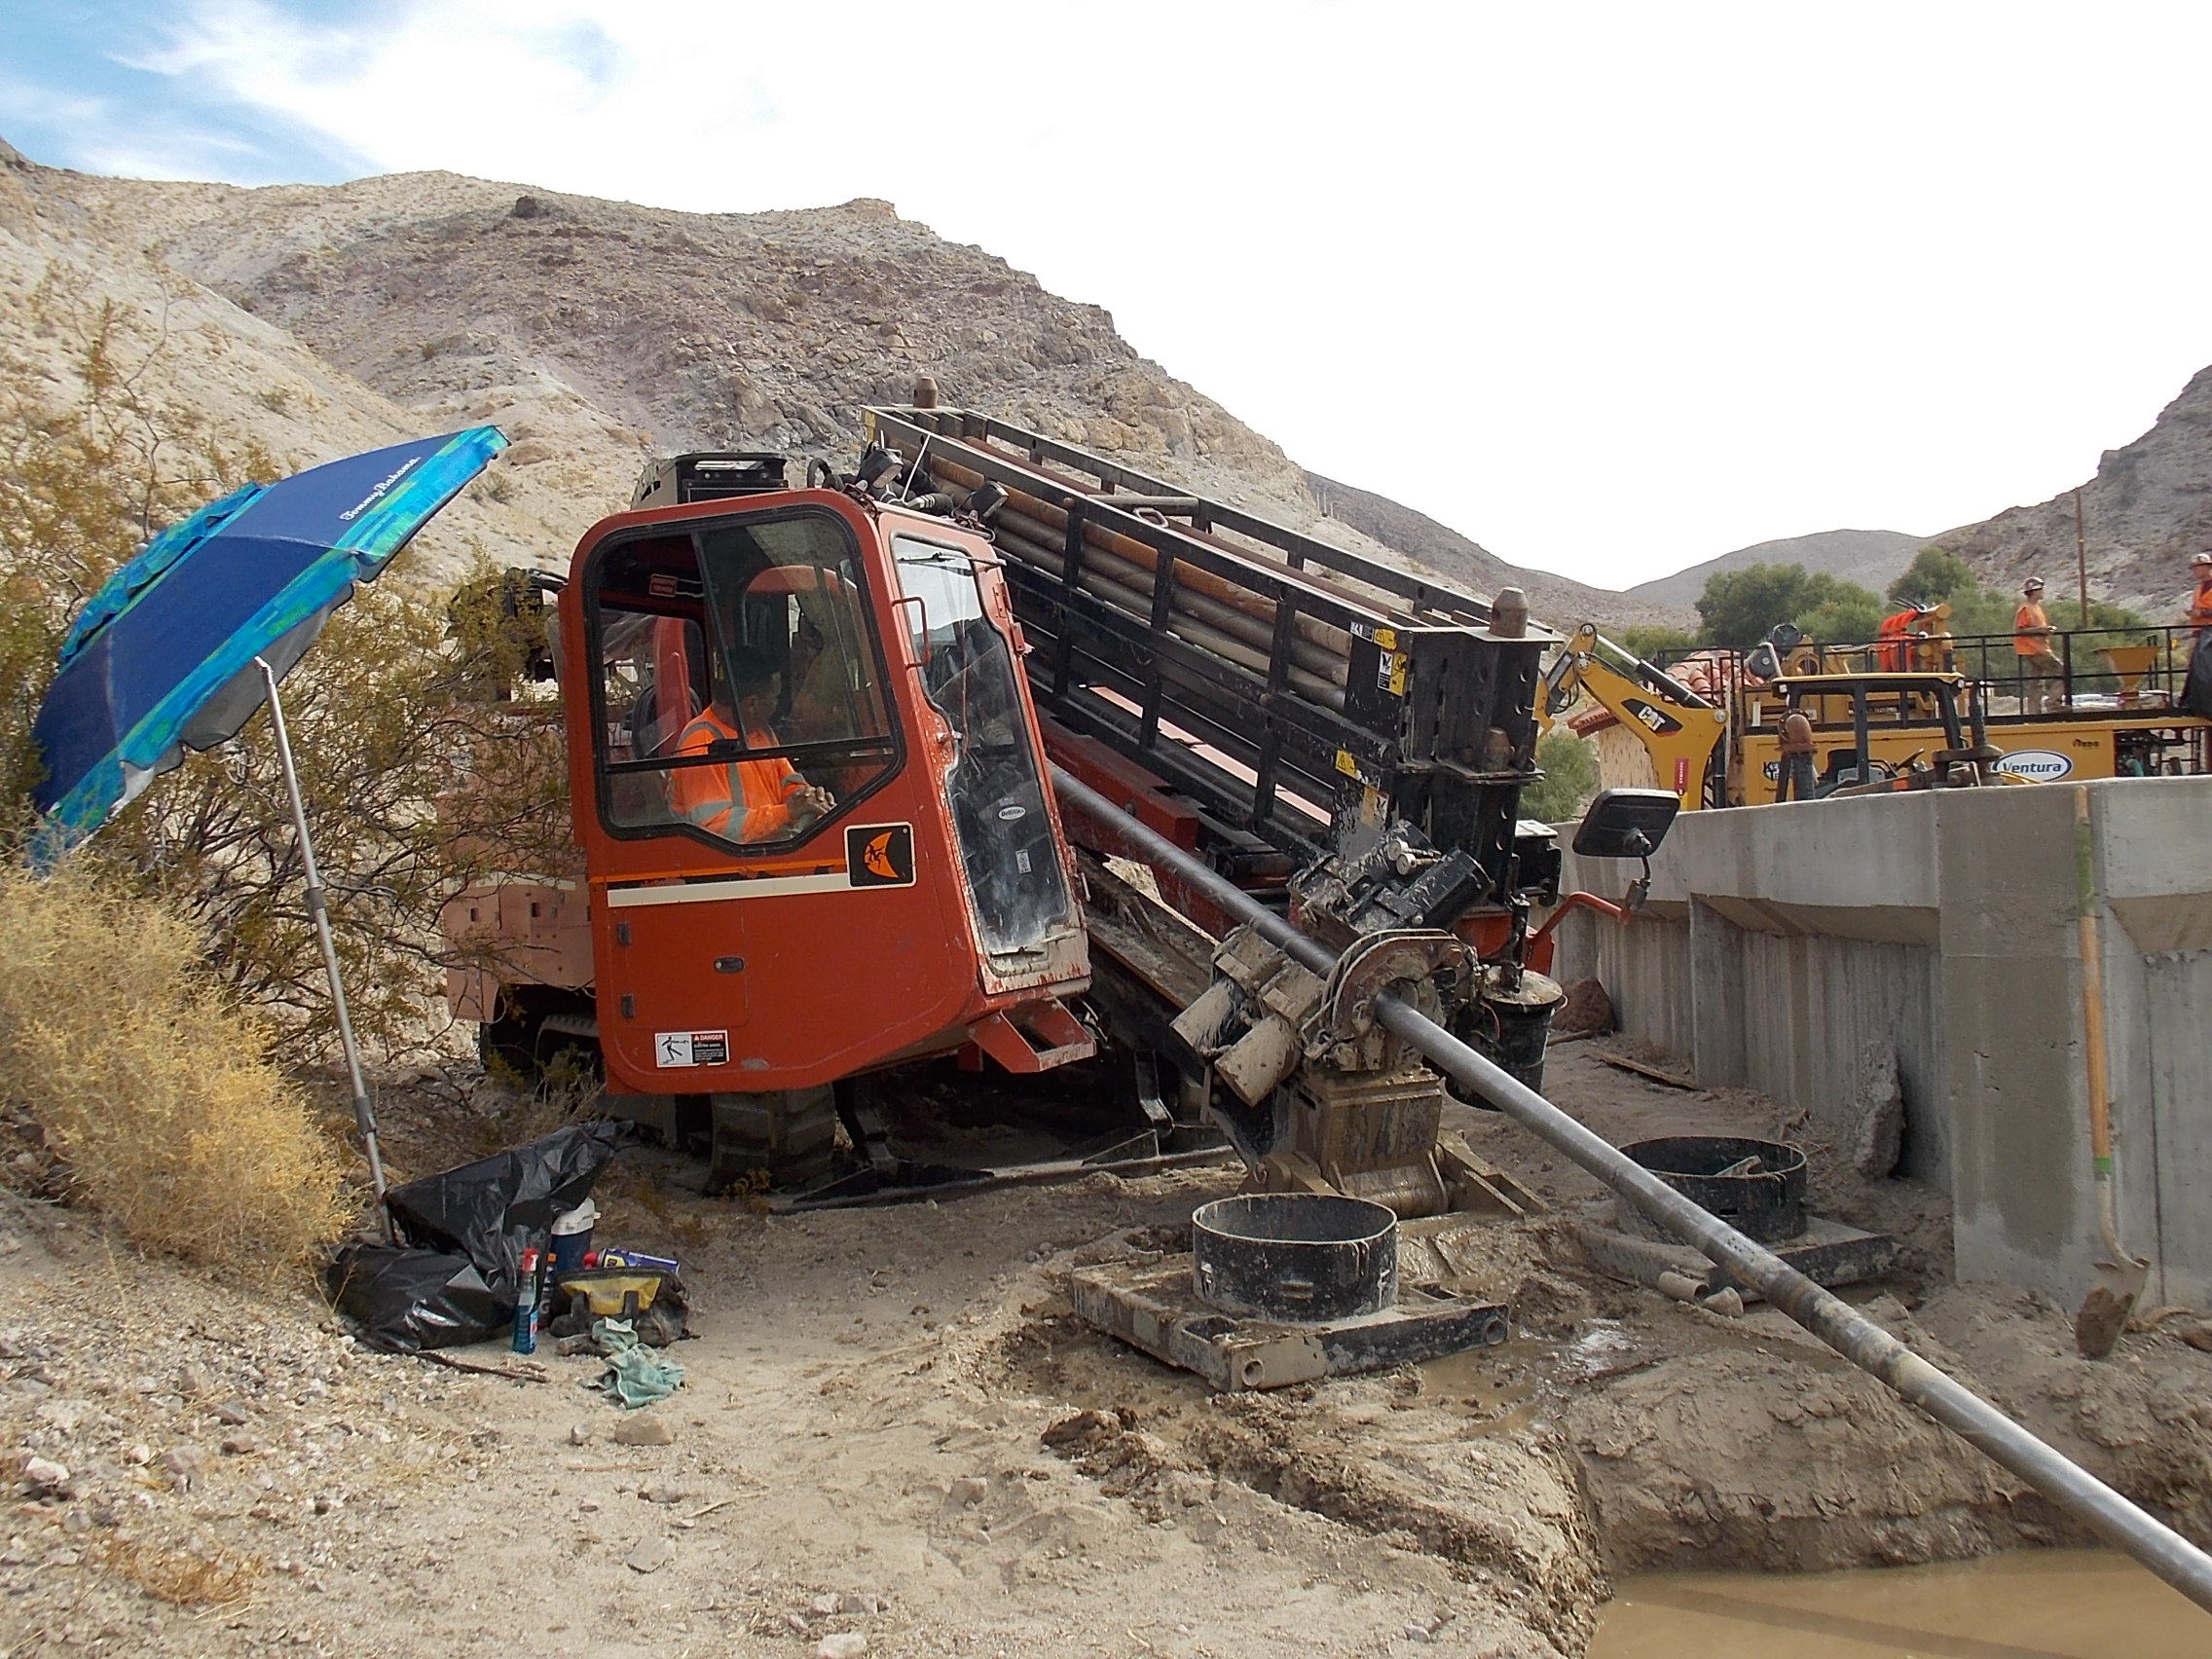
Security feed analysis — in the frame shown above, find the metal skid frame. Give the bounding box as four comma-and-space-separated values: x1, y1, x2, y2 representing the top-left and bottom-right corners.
1069, 1254, 1509, 1393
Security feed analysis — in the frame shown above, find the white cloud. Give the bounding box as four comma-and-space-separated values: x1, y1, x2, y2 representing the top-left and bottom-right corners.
95, 0, 2212, 589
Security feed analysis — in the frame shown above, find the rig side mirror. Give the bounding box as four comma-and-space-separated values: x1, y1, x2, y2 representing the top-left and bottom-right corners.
1570, 788, 1680, 862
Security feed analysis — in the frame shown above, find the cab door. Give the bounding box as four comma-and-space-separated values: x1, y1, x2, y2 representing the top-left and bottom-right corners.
563, 492, 987, 1093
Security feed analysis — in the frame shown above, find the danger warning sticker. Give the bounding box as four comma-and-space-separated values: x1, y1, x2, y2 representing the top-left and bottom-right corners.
653, 1029, 730, 1068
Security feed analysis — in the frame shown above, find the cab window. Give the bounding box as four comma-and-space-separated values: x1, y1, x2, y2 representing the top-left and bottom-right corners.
586, 511, 897, 848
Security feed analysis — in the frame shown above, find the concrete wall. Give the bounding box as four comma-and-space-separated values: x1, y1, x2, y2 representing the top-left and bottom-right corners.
1549, 777, 2212, 1309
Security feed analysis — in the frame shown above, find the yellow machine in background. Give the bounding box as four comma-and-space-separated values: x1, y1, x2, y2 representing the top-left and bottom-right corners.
1542, 622, 2211, 809
1539, 625, 1727, 805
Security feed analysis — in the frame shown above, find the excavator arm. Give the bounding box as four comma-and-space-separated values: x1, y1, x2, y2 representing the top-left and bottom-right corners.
1541, 623, 1727, 809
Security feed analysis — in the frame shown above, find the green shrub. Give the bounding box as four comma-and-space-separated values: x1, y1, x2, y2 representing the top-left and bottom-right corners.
1524, 727, 1601, 825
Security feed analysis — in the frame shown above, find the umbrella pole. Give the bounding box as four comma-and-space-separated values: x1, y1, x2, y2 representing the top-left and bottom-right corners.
253, 658, 394, 1243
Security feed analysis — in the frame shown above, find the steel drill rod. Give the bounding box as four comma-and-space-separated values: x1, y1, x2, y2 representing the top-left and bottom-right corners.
994, 524, 1348, 706
993, 516, 1349, 679
928, 453, 1354, 656
1048, 765, 2212, 1617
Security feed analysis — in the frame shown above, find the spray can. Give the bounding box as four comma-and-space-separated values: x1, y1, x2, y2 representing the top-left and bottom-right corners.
511, 1247, 541, 1355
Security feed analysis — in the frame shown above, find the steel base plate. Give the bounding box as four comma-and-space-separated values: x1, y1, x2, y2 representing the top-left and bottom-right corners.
1068, 1256, 1509, 1392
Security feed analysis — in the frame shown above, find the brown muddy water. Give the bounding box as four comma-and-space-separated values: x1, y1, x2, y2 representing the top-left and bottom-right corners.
1589, 1549, 2207, 1657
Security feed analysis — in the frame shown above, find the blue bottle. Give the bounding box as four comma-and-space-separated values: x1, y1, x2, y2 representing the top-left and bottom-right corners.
511, 1247, 541, 1354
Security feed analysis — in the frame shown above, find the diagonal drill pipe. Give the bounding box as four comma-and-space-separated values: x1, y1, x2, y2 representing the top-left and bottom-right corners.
1049, 765, 2212, 1617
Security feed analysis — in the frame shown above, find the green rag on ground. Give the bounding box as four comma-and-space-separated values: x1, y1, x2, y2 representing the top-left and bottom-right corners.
587, 1316, 683, 1407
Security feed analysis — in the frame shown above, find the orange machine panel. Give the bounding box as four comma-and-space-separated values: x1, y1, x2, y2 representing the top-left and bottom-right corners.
560, 488, 1087, 1096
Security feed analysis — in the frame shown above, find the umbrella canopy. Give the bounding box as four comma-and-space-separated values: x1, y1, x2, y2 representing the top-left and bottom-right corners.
31, 427, 506, 851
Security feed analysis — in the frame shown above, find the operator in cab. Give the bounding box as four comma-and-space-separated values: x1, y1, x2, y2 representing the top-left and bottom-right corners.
671, 646, 834, 842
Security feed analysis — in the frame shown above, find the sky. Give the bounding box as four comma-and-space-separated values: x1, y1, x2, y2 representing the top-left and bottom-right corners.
5, 0, 2212, 592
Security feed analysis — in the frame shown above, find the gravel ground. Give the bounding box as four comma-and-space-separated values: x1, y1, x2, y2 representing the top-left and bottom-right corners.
4, 1043, 2210, 1659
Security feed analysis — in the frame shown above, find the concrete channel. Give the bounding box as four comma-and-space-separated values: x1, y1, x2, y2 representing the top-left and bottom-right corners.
1551, 775, 2212, 1310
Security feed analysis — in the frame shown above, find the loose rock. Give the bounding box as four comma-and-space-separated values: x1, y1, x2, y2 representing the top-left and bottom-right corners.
611, 1413, 675, 1448
625, 1534, 674, 1574
817, 1636, 868, 1659
1552, 977, 1614, 1037
19, 1456, 68, 1494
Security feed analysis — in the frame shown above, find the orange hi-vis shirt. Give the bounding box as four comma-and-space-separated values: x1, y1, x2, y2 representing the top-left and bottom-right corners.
669, 708, 807, 842
2014, 600, 2054, 658
2191, 576, 2212, 634
1875, 608, 1919, 670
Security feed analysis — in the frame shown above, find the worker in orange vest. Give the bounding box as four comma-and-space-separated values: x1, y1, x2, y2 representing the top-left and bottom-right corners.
671, 648, 835, 842
2013, 576, 2062, 715
2189, 552, 2212, 645
1874, 604, 1931, 672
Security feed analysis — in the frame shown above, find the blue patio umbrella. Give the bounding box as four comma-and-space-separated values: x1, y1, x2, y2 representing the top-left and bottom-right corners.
28, 426, 508, 1227
33, 426, 507, 844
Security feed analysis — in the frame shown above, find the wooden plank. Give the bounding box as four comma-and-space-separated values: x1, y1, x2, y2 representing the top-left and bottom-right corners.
1598, 1052, 1698, 1090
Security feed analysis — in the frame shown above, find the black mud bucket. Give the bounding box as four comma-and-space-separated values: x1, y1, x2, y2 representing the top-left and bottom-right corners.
1617, 1135, 1807, 1244
1457, 970, 1565, 1098
1191, 1193, 1398, 1323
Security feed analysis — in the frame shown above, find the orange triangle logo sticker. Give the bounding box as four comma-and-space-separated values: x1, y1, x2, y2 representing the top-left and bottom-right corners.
844, 823, 915, 887
863, 831, 898, 880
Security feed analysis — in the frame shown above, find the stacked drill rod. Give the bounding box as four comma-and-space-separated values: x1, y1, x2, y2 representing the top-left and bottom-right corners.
864, 405, 1546, 864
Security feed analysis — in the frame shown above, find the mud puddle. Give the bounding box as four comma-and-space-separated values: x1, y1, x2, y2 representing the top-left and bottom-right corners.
1590, 1548, 2206, 1657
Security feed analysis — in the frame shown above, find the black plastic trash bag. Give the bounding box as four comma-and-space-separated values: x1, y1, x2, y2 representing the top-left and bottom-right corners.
384, 1120, 625, 1308
327, 1244, 505, 1352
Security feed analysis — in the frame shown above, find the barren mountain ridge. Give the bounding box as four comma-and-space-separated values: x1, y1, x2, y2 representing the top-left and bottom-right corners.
1, 139, 1674, 628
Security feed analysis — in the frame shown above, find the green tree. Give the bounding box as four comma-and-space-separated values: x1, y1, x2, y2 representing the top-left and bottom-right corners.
1616, 622, 1699, 663
1694, 563, 1809, 650
1796, 585, 1885, 646
1694, 562, 1886, 649
1523, 727, 1600, 825
1887, 546, 1977, 608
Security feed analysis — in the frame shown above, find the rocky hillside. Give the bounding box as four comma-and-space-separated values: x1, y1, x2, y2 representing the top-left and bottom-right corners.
1626, 528, 1926, 611
2, 135, 1664, 625
1932, 368, 2212, 622
0, 139, 587, 584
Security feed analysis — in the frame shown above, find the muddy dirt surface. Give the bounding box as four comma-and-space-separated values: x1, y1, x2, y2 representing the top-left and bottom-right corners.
3, 1042, 2210, 1657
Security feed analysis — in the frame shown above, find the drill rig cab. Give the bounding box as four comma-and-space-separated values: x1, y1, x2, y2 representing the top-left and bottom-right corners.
551, 475, 1092, 1188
